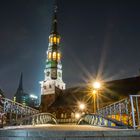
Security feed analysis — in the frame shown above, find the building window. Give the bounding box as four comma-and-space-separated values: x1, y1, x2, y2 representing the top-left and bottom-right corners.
48, 52, 52, 60
53, 52, 57, 60
43, 86, 46, 89
49, 37, 53, 44
53, 37, 57, 44
71, 113, 74, 118
61, 113, 64, 118
49, 85, 52, 88
13, 96, 16, 102
57, 53, 61, 61
57, 38, 60, 44
64, 113, 67, 119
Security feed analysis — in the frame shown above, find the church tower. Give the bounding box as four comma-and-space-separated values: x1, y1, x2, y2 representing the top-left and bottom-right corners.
40, 0, 66, 111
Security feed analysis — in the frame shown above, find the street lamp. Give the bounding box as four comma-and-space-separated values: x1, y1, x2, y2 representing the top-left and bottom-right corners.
92, 90, 97, 113
93, 81, 101, 113
75, 113, 81, 120
79, 103, 85, 111
93, 81, 101, 89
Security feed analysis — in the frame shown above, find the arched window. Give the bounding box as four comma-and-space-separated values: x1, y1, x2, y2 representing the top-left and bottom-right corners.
53, 37, 57, 44
53, 52, 57, 60
71, 112, 74, 118
61, 113, 64, 118
57, 53, 61, 61
48, 52, 52, 60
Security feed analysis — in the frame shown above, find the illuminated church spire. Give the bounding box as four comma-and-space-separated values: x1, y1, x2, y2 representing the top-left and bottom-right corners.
40, 0, 66, 98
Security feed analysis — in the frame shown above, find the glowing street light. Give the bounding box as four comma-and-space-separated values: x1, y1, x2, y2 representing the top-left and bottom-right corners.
79, 103, 85, 111
75, 113, 81, 119
93, 81, 101, 89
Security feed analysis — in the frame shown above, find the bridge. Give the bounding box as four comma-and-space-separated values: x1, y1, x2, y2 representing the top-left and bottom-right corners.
0, 95, 140, 140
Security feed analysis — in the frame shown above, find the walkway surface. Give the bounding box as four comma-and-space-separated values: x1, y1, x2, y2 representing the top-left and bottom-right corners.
0, 124, 140, 140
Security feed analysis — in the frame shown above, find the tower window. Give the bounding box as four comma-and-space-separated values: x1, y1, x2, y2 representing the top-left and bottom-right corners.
49, 85, 52, 88
48, 52, 52, 60
53, 37, 57, 44
57, 38, 60, 44
43, 86, 46, 89
49, 37, 53, 43
53, 52, 57, 60
57, 53, 61, 61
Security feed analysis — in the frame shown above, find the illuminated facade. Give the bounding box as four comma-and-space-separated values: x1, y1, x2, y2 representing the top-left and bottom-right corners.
40, 1, 65, 111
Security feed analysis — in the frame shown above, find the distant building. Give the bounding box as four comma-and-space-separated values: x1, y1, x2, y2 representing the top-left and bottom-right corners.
14, 73, 39, 108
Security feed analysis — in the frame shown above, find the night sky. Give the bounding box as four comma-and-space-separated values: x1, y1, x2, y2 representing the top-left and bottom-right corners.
0, 0, 140, 98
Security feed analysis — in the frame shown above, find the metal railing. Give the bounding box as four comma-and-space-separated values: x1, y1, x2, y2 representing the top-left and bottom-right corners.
1, 97, 39, 115
98, 95, 140, 129
15, 113, 57, 125
77, 113, 130, 128
0, 97, 39, 125
130, 95, 140, 129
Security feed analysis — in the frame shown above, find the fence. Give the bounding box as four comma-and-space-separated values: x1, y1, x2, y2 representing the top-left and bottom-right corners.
98, 95, 140, 129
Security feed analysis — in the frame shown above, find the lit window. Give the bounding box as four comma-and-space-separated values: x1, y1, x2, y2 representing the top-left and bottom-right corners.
14, 97, 16, 102
57, 38, 60, 44
61, 113, 64, 118
57, 53, 61, 61
53, 52, 57, 60
53, 37, 57, 43
50, 37, 53, 43
48, 52, 51, 60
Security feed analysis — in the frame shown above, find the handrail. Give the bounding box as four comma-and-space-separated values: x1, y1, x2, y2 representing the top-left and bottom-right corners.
77, 113, 131, 129
14, 113, 57, 126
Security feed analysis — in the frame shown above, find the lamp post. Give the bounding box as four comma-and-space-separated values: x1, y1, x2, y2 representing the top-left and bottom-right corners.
92, 90, 97, 113
93, 81, 101, 113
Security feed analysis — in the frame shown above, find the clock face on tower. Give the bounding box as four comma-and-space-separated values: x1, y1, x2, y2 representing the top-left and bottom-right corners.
47, 71, 50, 77
51, 68, 57, 79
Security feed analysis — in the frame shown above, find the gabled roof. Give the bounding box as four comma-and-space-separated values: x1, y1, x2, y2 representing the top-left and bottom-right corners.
50, 76, 140, 109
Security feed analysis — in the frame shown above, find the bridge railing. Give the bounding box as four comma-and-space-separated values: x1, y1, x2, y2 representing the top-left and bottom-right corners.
15, 113, 57, 125
1, 97, 39, 115
98, 95, 140, 129
130, 95, 140, 129
0, 97, 39, 125
77, 113, 130, 128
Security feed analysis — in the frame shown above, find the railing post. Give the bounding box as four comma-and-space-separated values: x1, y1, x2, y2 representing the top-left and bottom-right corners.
125, 99, 129, 125
119, 103, 122, 122
135, 96, 140, 126
130, 95, 136, 129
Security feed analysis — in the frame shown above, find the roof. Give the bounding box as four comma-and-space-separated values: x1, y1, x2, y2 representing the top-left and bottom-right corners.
50, 76, 140, 109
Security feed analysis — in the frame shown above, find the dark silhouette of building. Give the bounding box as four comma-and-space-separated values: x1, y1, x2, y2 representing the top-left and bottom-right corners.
14, 73, 38, 108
